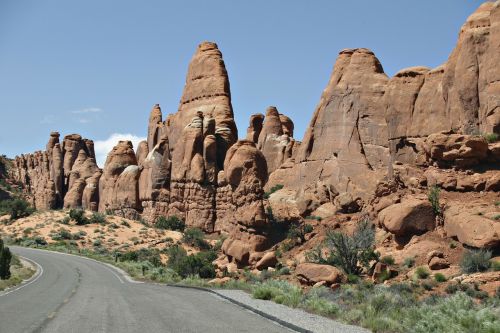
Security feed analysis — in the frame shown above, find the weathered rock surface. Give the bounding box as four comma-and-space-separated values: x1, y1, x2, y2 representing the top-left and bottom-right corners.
99, 140, 138, 214
379, 198, 436, 236
444, 202, 500, 248
220, 140, 269, 266
12, 133, 99, 210
268, 48, 390, 210
256, 107, 297, 174
295, 263, 344, 285
387, 2, 500, 162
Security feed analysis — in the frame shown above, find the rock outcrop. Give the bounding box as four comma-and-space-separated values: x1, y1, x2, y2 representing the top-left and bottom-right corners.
12, 133, 98, 210
256, 107, 297, 174
10, 3, 500, 273
387, 2, 500, 163
268, 48, 390, 214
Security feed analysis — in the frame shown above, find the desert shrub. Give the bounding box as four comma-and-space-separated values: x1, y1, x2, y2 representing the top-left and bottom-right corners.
93, 239, 102, 247
403, 257, 415, 268
287, 223, 313, 243
182, 228, 209, 249
347, 274, 360, 284
428, 186, 441, 215
307, 219, 378, 275
121, 248, 162, 267
252, 280, 303, 307
155, 216, 185, 232
460, 249, 491, 273
263, 184, 284, 199
380, 255, 395, 265
166, 245, 216, 278
414, 266, 430, 279
60, 216, 70, 225
0, 239, 12, 280
2, 198, 35, 220
492, 214, 500, 221
305, 215, 322, 221
51, 228, 72, 241
434, 273, 447, 283
69, 208, 89, 225
483, 132, 499, 143
120, 220, 131, 228
422, 280, 436, 291
302, 287, 339, 316
445, 283, 460, 294
71, 230, 87, 240
89, 212, 107, 225
491, 260, 500, 271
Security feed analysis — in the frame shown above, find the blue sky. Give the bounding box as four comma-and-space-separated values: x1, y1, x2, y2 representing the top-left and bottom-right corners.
0, 0, 485, 166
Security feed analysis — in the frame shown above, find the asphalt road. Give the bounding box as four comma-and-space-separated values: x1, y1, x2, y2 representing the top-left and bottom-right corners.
0, 247, 292, 333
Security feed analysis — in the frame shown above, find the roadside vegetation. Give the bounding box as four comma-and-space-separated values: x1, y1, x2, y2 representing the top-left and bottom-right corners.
0, 238, 35, 291
5, 211, 500, 333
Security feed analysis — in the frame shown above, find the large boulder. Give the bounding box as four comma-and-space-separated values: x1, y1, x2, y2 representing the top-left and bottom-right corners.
379, 198, 436, 236
295, 263, 344, 285
444, 203, 500, 248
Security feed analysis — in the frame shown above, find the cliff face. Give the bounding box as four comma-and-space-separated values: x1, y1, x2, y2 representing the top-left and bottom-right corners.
265, 2, 500, 219
10, 2, 500, 264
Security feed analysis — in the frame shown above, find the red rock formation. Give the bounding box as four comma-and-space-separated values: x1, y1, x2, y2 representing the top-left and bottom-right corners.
268, 48, 390, 213
387, 2, 500, 162
12, 133, 98, 210
166, 42, 237, 169
220, 140, 269, 267
256, 107, 298, 174
98, 140, 138, 214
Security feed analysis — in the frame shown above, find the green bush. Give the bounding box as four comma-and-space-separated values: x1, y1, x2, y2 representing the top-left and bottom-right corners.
60, 216, 70, 225
460, 249, 491, 273
1, 198, 35, 220
380, 255, 395, 265
307, 219, 378, 275
428, 186, 441, 215
69, 209, 89, 225
166, 245, 216, 278
483, 132, 499, 143
155, 216, 185, 232
51, 228, 72, 241
263, 184, 284, 199
414, 266, 430, 279
491, 260, 500, 271
252, 280, 303, 307
403, 257, 415, 268
89, 212, 107, 225
434, 273, 447, 283
0, 239, 12, 280
287, 223, 313, 243
182, 228, 209, 249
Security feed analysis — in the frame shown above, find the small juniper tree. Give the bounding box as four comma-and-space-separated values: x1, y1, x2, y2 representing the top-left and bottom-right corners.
0, 239, 12, 280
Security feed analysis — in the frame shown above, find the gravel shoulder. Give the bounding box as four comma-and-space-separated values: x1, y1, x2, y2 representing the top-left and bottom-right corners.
214, 289, 371, 333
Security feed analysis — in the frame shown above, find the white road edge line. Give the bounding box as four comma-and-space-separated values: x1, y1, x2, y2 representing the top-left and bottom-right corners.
14, 247, 142, 284
0, 256, 44, 297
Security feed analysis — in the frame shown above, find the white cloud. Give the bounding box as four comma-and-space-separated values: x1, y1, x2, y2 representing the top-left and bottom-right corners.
71, 107, 102, 114
94, 133, 146, 168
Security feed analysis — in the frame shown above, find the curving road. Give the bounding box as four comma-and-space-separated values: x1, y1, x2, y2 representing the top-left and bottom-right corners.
0, 247, 292, 333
